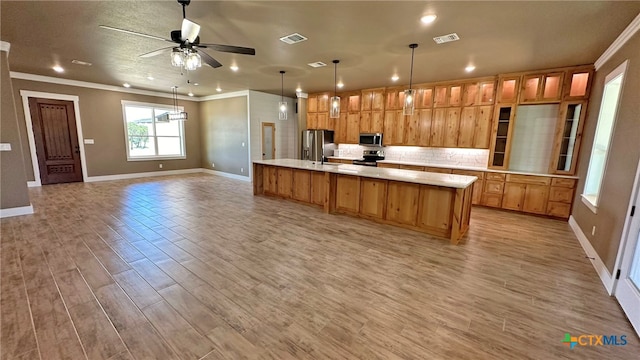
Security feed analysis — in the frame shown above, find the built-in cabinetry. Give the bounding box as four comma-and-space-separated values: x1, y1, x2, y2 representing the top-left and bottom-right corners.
306, 92, 333, 130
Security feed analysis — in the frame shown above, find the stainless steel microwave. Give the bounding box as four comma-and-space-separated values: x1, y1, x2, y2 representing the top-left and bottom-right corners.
359, 133, 383, 146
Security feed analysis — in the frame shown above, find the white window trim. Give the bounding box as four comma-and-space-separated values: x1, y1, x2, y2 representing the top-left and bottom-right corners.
121, 100, 186, 161
581, 60, 628, 213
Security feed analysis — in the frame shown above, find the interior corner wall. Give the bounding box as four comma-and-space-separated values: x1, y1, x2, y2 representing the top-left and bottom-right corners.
571, 30, 640, 272
248, 90, 297, 162
0, 50, 30, 209
11, 79, 202, 179
200, 95, 249, 177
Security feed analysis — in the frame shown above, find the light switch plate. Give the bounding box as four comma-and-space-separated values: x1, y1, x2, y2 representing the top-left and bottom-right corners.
84, 139, 95, 144
0, 143, 11, 151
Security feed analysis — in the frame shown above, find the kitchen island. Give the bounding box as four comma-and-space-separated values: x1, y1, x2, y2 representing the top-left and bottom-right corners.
253, 159, 477, 244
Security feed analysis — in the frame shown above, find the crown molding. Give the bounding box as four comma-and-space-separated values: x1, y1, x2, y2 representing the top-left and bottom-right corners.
0, 41, 10, 53
199, 90, 250, 101
10, 72, 196, 101
595, 12, 640, 70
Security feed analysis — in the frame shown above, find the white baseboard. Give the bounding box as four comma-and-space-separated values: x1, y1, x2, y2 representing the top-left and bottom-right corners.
201, 168, 251, 182
27, 180, 40, 187
0, 204, 34, 218
569, 216, 614, 295
85, 168, 203, 182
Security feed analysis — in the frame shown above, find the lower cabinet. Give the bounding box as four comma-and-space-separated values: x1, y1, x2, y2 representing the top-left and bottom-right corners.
335, 175, 360, 213
263, 166, 278, 195
292, 169, 311, 203
417, 185, 453, 235
386, 182, 420, 226
359, 178, 387, 219
310, 171, 326, 206
452, 169, 484, 205
502, 183, 526, 211
277, 168, 293, 198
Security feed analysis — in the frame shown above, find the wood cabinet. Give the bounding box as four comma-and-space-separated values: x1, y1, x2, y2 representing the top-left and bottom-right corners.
307, 113, 318, 130
359, 111, 384, 134
335, 175, 360, 213
292, 169, 311, 202
479, 81, 496, 105
263, 166, 277, 195
306, 92, 332, 130
416, 86, 434, 109
345, 113, 360, 144
383, 109, 406, 145
452, 170, 484, 205
277, 168, 293, 198
310, 171, 326, 206
433, 86, 448, 107
444, 108, 461, 147
360, 88, 385, 111
457, 107, 476, 148
425, 167, 452, 174
317, 93, 330, 113
502, 183, 526, 211
405, 110, 421, 146
386, 181, 420, 226
399, 164, 425, 171
549, 100, 587, 175
502, 175, 550, 215
377, 163, 399, 169
480, 172, 505, 208
385, 87, 406, 110
359, 179, 387, 219
473, 106, 493, 149
417, 109, 432, 147
488, 105, 516, 169
417, 185, 454, 235
520, 73, 563, 103
563, 67, 593, 100
328, 158, 352, 164
546, 177, 576, 218
430, 109, 447, 147
497, 76, 521, 103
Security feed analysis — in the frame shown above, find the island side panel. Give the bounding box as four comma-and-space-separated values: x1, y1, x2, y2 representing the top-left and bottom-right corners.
253, 163, 264, 195
451, 185, 473, 244
416, 185, 454, 239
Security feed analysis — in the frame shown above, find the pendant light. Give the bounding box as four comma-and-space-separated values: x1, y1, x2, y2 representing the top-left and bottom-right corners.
330, 59, 340, 118
278, 70, 287, 120
403, 44, 418, 116
168, 86, 188, 121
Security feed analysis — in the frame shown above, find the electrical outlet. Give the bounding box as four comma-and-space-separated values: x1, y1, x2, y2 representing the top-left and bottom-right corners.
241, 167, 244, 173
159, 164, 163, 169
592, 226, 596, 236
211, 162, 215, 168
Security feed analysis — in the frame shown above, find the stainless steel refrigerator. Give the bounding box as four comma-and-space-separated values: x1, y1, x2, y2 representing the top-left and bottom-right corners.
301, 130, 335, 162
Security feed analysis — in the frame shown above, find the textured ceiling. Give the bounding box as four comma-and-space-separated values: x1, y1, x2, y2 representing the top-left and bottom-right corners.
2, 1, 640, 98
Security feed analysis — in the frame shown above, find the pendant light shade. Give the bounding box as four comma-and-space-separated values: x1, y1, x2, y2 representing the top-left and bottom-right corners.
330, 60, 340, 118
403, 44, 418, 116
278, 70, 287, 120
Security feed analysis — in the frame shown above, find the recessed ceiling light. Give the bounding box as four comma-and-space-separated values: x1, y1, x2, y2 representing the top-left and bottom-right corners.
230, 65, 239, 72
421, 15, 437, 24
296, 86, 302, 92
188, 92, 194, 97
194, 83, 199, 86
123, 83, 131, 88
147, 76, 154, 80
465, 65, 476, 72
337, 82, 344, 88
71, 60, 92, 66
216, 87, 222, 92
52, 65, 64, 73
391, 75, 399, 81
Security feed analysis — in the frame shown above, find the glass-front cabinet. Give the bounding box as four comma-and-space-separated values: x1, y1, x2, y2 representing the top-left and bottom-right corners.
549, 101, 588, 175
489, 105, 516, 169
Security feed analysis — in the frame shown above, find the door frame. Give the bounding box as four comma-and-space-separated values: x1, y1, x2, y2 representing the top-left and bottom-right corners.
20, 90, 87, 186
261, 122, 276, 160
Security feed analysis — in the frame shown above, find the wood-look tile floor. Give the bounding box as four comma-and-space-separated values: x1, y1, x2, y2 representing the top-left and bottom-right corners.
1, 173, 638, 360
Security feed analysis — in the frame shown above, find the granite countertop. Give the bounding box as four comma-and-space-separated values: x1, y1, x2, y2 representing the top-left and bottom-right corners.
327, 158, 579, 179
253, 159, 477, 189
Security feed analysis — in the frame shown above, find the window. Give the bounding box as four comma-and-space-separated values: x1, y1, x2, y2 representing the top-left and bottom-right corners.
122, 101, 186, 160
581, 60, 627, 212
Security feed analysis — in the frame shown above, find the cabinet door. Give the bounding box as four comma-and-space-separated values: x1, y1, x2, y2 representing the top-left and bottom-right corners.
479, 80, 496, 105
317, 93, 330, 112
549, 186, 573, 203
547, 202, 571, 218
317, 112, 329, 130
371, 111, 384, 133
473, 105, 493, 149
549, 101, 587, 175
361, 90, 373, 111
348, 94, 361, 112
277, 168, 293, 198
386, 181, 420, 226
335, 175, 360, 213
457, 107, 477, 148
346, 113, 360, 144
449, 85, 463, 107
434, 86, 448, 107
502, 183, 526, 211
564, 68, 593, 100
405, 111, 420, 146
523, 184, 549, 214
463, 83, 479, 106
359, 111, 371, 134
372, 90, 385, 111
481, 193, 503, 208
417, 109, 432, 147
444, 107, 461, 147
292, 170, 311, 203
385, 89, 402, 110
383, 110, 396, 144
307, 113, 318, 129
430, 109, 446, 147
263, 166, 277, 194
360, 179, 387, 219
307, 95, 318, 113
497, 76, 520, 103
310, 171, 326, 206
541, 73, 563, 102
416, 87, 433, 109
417, 185, 453, 231
335, 113, 347, 143
488, 105, 516, 169
521, 75, 542, 103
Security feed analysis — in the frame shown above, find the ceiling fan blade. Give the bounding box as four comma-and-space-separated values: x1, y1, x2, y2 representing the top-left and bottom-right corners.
196, 50, 222, 68
196, 43, 256, 56
181, 19, 201, 43
99, 25, 174, 43
139, 46, 174, 58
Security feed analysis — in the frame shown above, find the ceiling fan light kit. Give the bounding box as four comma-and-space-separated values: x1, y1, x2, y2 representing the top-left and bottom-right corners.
330, 60, 340, 119
403, 43, 418, 116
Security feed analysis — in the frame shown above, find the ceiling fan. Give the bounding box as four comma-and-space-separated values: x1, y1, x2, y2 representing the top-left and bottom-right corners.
100, 0, 255, 70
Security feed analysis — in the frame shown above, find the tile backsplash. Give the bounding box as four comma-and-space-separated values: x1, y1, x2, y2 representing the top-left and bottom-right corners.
336, 144, 489, 168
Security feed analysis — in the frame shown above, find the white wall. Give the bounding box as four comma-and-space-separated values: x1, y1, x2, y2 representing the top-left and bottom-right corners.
509, 104, 559, 173
248, 90, 297, 162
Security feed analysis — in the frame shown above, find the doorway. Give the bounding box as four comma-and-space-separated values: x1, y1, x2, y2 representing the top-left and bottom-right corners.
28, 97, 83, 184
615, 160, 640, 336
261, 122, 275, 160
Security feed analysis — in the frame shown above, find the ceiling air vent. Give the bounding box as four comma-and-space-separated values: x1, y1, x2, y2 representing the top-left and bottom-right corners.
280, 33, 308, 45
307, 61, 327, 68
433, 33, 460, 44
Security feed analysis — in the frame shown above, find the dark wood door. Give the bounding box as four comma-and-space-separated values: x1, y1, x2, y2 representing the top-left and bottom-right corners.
28, 98, 83, 184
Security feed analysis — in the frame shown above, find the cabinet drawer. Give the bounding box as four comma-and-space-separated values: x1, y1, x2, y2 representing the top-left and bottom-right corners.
399, 165, 425, 171
484, 180, 504, 194
481, 193, 503, 208
485, 172, 506, 181
378, 163, 400, 169
506, 174, 551, 185
549, 186, 574, 203
452, 170, 484, 179
547, 201, 571, 218
425, 167, 453, 174
551, 178, 577, 188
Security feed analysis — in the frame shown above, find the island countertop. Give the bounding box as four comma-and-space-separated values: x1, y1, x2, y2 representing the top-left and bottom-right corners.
252, 159, 477, 189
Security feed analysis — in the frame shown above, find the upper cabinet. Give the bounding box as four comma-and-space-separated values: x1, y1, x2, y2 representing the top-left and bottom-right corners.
563, 67, 594, 100
497, 76, 521, 103
520, 72, 563, 103
549, 100, 588, 175
307, 92, 333, 130
462, 79, 496, 106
